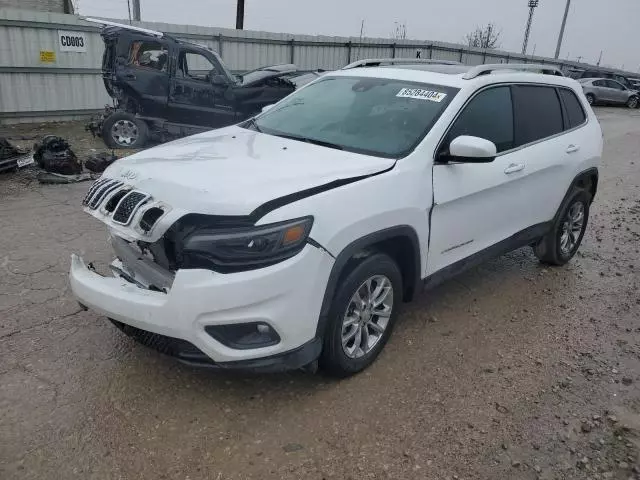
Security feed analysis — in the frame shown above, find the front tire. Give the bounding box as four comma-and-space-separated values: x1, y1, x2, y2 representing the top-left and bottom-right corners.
533, 188, 591, 266
585, 93, 595, 106
319, 253, 402, 377
102, 111, 148, 149
627, 96, 638, 109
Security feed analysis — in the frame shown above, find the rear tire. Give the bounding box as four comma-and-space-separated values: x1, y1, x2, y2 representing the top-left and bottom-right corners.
627, 96, 638, 109
533, 188, 591, 266
319, 253, 402, 377
585, 94, 595, 106
102, 111, 148, 149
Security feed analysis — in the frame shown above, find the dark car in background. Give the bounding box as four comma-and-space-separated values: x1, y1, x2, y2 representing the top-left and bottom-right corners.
86, 19, 323, 148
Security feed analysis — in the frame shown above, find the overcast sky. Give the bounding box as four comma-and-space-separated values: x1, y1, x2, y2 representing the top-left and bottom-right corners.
77, 0, 639, 70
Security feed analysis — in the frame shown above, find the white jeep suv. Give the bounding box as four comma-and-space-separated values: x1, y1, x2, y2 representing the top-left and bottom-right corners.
70, 61, 602, 376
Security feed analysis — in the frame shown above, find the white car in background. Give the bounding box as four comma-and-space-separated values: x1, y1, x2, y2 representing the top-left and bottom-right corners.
70, 60, 602, 377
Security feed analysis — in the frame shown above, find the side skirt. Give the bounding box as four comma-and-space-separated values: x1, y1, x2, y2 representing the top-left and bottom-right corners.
423, 222, 552, 290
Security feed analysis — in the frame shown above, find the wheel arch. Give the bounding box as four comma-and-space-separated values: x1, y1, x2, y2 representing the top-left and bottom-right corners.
553, 167, 598, 223
316, 226, 421, 338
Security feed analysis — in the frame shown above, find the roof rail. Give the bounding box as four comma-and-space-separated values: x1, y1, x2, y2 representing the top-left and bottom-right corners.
463, 63, 564, 80
343, 58, 461, 70
83, 17, 164, 37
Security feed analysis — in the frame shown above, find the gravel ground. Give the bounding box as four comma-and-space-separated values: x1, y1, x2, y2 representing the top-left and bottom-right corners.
1, 108, 639, 480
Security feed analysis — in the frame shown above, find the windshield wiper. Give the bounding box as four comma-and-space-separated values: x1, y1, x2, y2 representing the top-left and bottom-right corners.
273, 133, 344, 151
244, 117, 262, 133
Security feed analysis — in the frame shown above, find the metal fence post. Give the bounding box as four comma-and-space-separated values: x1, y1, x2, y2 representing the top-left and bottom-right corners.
392, 43, 396, 59
347, 41, 352, 63
427, 44, 433, 59
217, 33, 224, 58
505, 54, 510, 64
482, 49, 487, 64
290, 39, 295, 65
459, 48, 464, 63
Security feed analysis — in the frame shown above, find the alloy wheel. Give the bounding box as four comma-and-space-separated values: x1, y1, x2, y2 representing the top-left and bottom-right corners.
341, 275, 394, 359
560, 201, 585, 255
111, 119, 139, 147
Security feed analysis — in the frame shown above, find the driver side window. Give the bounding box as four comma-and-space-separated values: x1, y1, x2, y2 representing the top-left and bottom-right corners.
446, 86, 514, 153
177, 51, 218, 82
606, 80, 624, 90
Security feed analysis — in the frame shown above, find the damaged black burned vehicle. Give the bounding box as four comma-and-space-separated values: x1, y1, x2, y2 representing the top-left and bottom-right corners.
87, 20, 322, 149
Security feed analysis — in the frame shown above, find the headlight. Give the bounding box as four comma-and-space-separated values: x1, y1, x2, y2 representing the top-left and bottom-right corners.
179, 217, 313, 272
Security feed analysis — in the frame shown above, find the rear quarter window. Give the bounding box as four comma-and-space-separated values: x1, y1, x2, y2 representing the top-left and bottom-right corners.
512, 85, 564, 146
559, 89, 587, 129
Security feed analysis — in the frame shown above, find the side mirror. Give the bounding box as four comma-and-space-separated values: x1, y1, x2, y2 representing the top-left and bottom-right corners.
210, 74, 228, 86
446, 135, 497, 163
261, 104, 274, 113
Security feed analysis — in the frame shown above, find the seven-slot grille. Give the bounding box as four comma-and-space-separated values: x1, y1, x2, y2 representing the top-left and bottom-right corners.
112, 191, 149, 225
83, 179, 151, 227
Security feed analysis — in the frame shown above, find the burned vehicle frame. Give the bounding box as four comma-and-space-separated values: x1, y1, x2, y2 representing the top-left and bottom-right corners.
85, 19, 321, 148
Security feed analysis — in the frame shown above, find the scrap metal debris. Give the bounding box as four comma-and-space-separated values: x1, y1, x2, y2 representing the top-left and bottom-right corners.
33, 135, 82, 175
37, 171, 94, 184
0, 137, 32, 173
85, 151, 119, 173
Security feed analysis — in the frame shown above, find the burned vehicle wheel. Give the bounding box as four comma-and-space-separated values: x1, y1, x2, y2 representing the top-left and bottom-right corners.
102, 112, 148, 149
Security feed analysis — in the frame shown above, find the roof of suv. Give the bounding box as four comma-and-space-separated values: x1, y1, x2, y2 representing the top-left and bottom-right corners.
332, 62, 577, 91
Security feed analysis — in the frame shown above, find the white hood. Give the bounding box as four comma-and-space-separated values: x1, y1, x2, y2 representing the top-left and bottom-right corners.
104, 126, 395, 216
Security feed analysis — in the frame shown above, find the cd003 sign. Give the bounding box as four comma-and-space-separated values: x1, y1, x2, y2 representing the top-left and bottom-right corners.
58, 30, 87, 52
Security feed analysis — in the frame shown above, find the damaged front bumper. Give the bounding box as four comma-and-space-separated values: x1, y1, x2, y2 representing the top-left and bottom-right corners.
69, 241, 333, 371
85, 105, 116, 138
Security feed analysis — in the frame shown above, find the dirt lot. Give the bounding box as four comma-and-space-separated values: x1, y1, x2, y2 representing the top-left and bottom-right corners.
1, 108, 640, 480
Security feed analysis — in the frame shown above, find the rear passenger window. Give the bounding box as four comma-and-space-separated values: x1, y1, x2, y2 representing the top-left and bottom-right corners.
559, 89, 586, 129
512, 85, 563, 146
446, 86, 514, 153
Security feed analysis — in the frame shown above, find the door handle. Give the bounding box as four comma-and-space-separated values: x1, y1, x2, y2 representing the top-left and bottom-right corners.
124, 73, 136, 80
504, 163, 525, 174
566, 144, 580, 154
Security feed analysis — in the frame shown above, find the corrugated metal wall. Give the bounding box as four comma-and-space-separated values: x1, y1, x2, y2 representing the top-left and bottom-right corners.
0, 7, 634, 123
0, 0, 67, 14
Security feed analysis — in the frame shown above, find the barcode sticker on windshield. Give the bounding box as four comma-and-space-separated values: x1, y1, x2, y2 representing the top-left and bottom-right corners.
396, 88, 447, 102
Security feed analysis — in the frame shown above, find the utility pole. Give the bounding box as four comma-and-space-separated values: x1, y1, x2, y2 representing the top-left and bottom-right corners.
554, 0, 571, 59
357, 20, 364, 60
236, 0, 245, 29
597, 50, 603, 66
521, 0, 539, 55
131, 0, 141, 21
127, 0, 132, 23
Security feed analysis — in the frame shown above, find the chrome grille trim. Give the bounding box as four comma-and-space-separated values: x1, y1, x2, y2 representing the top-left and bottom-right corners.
112, 191, 151, 225
89, 180, 124, 210
82, 178, 110, 206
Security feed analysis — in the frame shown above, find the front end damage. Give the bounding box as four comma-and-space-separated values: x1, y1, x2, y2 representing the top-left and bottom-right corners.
70, 176, 332, 371
86, 105, 116, 139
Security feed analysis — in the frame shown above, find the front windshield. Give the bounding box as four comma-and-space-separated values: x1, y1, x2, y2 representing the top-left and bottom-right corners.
250, 76, 458, 158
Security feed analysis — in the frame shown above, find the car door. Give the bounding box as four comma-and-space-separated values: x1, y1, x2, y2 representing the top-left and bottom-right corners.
428, 84, 570, 276
509, 85, 578, 225
168, 49, 236, 126
590, 80, 608, 102
597, 80, 619, 103
428, 85, 523, 275
605, 80, 628, 104
117, 38, 170, 117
